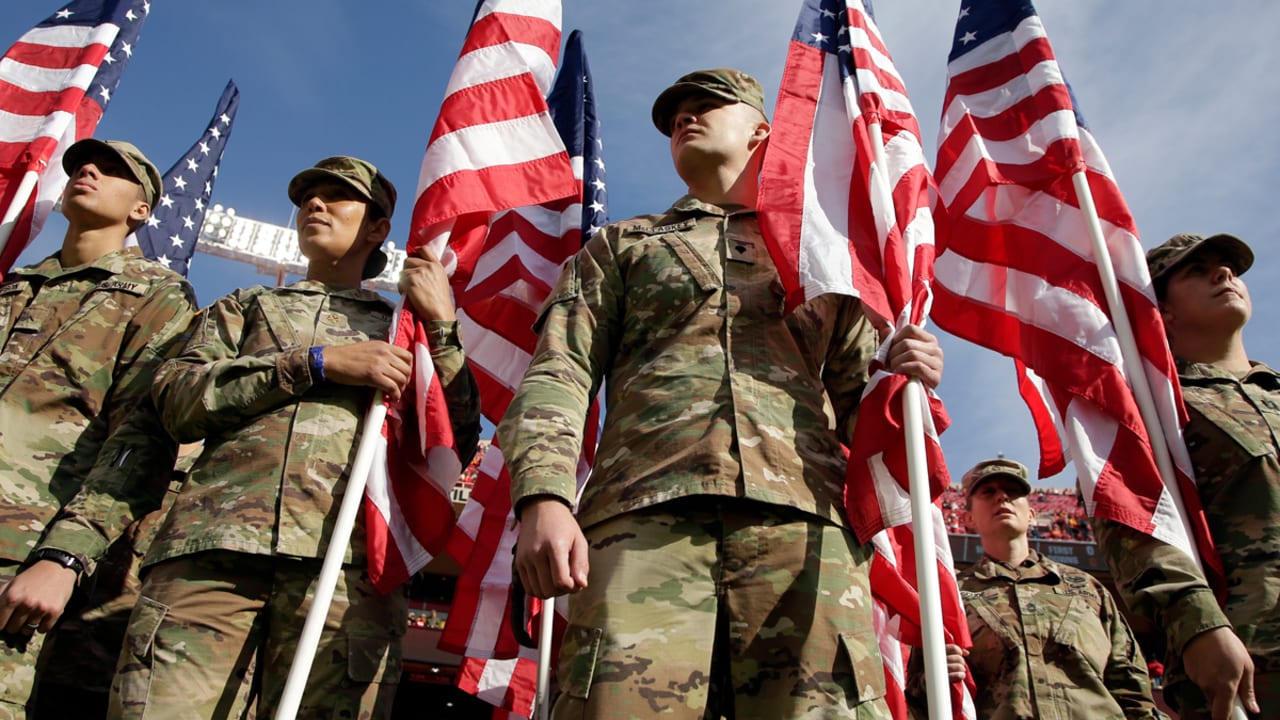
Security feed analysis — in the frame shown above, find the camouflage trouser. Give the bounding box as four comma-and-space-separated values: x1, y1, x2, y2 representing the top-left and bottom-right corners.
1166, 667, 1280, 719
108, 550, 405, 719
553, 499, 890, 720
0, 562, 45, 720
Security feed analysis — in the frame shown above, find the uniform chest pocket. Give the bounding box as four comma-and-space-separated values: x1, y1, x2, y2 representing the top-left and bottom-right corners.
245, 293, 303, 354
1186, 401, 1273, 484
661, 232, 721, 292
622, 233, 722, 333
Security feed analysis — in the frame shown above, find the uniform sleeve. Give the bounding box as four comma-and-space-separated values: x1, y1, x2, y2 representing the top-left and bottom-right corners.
1096, 576, 1163, 718
1092, 517, 1231, 655
36, 278, 197, 572
424, 319, 482, 469
823, 298, 879, 445
498, 230, 622, 512
151, 290, 318, 444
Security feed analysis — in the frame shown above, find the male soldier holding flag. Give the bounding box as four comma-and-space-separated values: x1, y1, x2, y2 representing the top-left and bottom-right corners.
500, 69, 944, 718
1096, 232, 1276, 719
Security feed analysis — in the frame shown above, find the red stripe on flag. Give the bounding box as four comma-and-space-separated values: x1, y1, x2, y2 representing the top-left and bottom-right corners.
458, 11, 561, 65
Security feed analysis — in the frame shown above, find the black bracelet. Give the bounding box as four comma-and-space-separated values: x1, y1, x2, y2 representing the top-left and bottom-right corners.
32, 548, 84, 575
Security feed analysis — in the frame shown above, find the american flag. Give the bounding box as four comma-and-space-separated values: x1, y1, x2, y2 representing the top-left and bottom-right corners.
930, 0, 1225, 593
134, 79, 237, 276
757, 1, 972, 717
364, 0, 578, 594
757, 0, 950, 541
440, 29, 606, 717
0, 0, 148, 276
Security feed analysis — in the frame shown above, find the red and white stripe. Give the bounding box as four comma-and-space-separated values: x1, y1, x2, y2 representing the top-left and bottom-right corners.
757, 0, 952, 545
931, 1, 1224, 592
367, 0, 577, 593
0, 15, 118, 275
871, 515, 976, 719
410, 0, 572, 236
759, 3, 971, 718
366, 304, 464, 592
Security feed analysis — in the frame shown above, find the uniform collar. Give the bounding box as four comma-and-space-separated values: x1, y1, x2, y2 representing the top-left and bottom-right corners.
668, 194, 755, 218
14, 246, 144, 281
283, 278, 391, 306
972, 549, 1060, 583
1178, 359, 1280, 386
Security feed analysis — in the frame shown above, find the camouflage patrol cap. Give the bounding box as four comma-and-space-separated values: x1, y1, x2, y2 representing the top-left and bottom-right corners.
961, 457, 1032, 498
288, 156, 397, 279
62, 138, 162, 208
1146, 232, 1253, 283
651, 68, 767, 136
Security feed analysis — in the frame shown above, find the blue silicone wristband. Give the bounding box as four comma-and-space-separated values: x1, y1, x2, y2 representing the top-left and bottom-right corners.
310, 346, 326, 383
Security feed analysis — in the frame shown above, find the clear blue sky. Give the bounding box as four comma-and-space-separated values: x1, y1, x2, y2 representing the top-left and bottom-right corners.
6, 1, 1278, 487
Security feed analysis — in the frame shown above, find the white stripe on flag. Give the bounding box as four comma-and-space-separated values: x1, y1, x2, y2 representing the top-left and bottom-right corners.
417, 113, 566, 189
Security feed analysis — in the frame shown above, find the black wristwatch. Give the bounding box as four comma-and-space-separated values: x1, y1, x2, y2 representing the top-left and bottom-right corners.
32, 548, 85, 576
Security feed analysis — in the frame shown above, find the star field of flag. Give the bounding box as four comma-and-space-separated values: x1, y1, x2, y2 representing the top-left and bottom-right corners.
547, 29, 608, 237
45, 0, 149, 115
135, 80, 238, 275
793, 0, 859, 80
948, 2, 1090, 128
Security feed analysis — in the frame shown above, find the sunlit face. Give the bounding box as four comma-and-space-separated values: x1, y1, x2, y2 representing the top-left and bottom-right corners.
964, 476, 1035, 540
61, 152, 149, 228
295, 179, 383, 267
668, 94, 769, 179
1160, 248, 1252, 341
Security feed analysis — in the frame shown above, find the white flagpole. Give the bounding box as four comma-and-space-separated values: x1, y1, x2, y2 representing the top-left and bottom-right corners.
534, 597, 557, 720
1069, 171, 1247, 720
275, 396, 386, 720
865, 119, 949, 720
0, 170, 40, 265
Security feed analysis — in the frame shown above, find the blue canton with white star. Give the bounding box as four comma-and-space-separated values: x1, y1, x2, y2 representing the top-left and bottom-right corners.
135, 80, 238, 276
949, 1, 1090, 129
547, 30, 608, 239
40, 0, 150, 114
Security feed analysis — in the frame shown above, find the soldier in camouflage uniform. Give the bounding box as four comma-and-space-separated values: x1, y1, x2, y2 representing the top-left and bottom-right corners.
498, 69, 944, 719
0, 139, 197, 718
108, 157, 481, 719
1094, 232, 1276, 719
908, 458, 1159, 719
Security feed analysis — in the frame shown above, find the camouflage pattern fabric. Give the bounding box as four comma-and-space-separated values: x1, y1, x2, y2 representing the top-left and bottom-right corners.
144, 281, 480, 569
0, 247, 195, 570
500, 197, 883, 717
553, 500, 889, 720
0, 248, 194, 717
910, 550, 1159, 720
499, 195, 878, 530
1094, 359, 1280, 712
109, 550, 405, 719
0, 563, 43, 720
35, 479, 183, 717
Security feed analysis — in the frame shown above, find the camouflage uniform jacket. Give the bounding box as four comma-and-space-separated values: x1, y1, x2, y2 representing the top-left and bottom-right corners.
957, 550, 1159, 720
1094, 361, 1280, 690
0, 248, 195, 574
499, 196, 877, 529
144, 281, 481, 568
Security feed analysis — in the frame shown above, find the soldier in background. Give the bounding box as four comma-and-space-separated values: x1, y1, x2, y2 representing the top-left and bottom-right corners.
500, 69, 943, 718
1094, 232, 1276, 719
0, 139, 196, 717
909, 458, 1160, 719
109, 156, 481, 719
